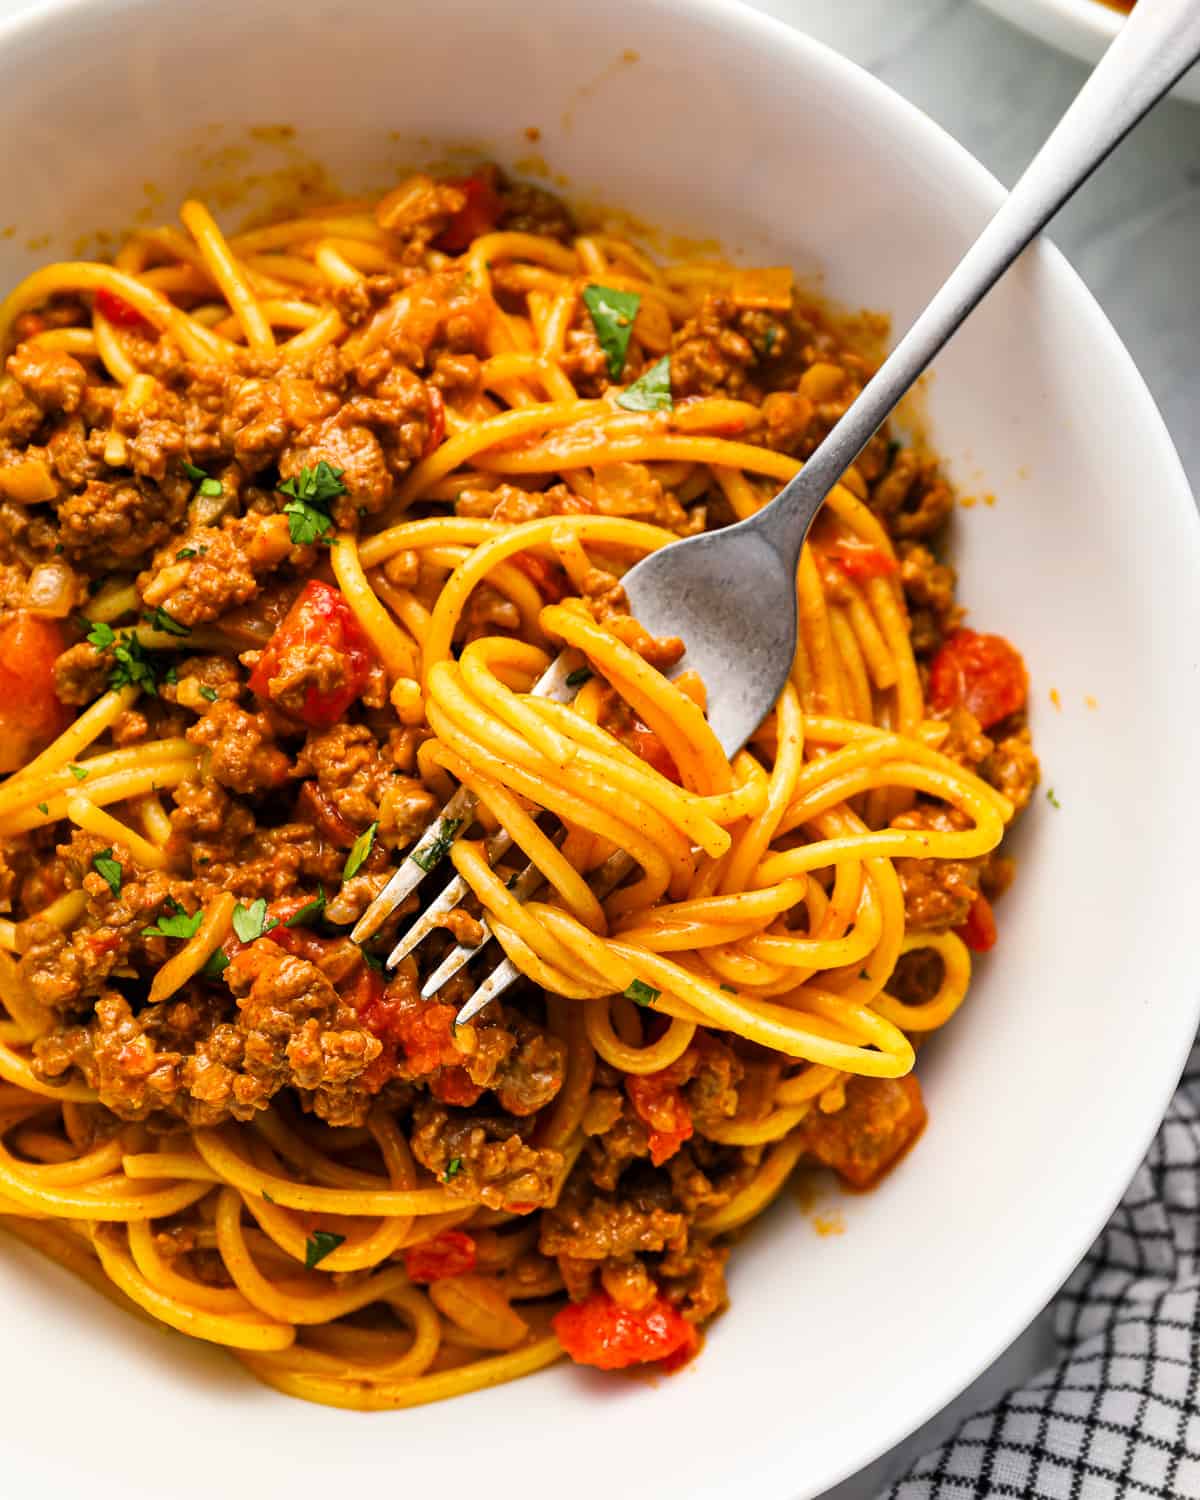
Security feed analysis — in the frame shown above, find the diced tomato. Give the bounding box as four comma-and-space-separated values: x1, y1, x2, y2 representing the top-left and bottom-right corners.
435, 172, 503, 254
628, 722, 681, 785
553, 1292, 698, 1371
511, 552, 571, 603
295, 780, 358, 850
929, 628, 1028, 730
404, 1230, 477, 1283
626, 1071, 694, 1166
0, 613, 69, 773
94, 287, 151, 333
956, 891, 998, 953
430, 1066, 485, 1107
247, 580, 376, 728
828, 537, 898, 580
800, 1075, 927, 1191
423, 384, 445, 458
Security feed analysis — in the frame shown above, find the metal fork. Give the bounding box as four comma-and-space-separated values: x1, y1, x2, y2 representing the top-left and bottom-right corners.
354, 0, 1200, 1026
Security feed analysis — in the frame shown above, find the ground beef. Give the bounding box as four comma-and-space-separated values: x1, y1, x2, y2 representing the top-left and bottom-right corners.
58, 477, 187, 569
869, 448, 954, 540
187, 701, 290, 795
891, 803, 980, 930
540, 1169, 688, 1260
294, 722, 436, 841
499, 179, 575, 241
898, 541, 960, 657
53, 640, 110, 706
981, 726, 1039, 813
410, 1099, 563, 1212
7, 344, 88, 414
671, 295, 758, 399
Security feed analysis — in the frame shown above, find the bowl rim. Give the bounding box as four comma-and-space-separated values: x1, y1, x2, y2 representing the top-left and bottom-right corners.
0, 0, 1195, 1492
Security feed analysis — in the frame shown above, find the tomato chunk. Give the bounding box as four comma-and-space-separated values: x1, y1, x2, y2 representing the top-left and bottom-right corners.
94, 287, 151, 333
247, 580, 375, 728
956, 891, 997, 953
626, 1071, 694, 1166
404, 1230, 477, 1283
0, 613, 69, 772
929, 628, 1028, 730
423, 384, 446, 458
628, 722, 681, 785
511, 552, 571, 603
828, 537, 898, 580
435, 172, 503, 254
553, 1292, 698, 1370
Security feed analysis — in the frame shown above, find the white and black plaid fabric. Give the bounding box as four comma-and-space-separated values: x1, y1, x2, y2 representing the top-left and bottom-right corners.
883, 1040, 1200, 1500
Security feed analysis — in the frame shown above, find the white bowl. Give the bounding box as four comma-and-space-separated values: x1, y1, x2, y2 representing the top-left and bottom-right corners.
1, 1, 1198, 1497
979, 0, 1200, 103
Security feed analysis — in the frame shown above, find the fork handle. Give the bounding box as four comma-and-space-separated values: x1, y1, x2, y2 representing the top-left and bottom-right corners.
753, 0, 1200, 563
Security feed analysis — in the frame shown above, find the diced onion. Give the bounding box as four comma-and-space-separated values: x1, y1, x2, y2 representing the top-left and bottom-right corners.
22, 560, 77, 618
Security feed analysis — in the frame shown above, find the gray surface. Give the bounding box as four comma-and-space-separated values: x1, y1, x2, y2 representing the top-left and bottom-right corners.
733, 2, 1198, 1495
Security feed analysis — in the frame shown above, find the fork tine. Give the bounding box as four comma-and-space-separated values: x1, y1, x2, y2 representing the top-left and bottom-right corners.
419, 921, 492, 998
420, 855, 546, 998
350, 649, 586, 949
455, 957, 522, 1027
451, 849, 639, 1024
350, 785, 476, 945
386, 873, 471, 964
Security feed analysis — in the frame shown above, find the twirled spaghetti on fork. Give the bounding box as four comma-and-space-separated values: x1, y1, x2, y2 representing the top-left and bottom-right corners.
0, 162, 1037, 1406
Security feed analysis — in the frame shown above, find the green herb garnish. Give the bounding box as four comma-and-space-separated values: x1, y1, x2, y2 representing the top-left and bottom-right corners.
444, 1157, 462, 1181
36, 802, 49, 816
565, 666, 592, 688
68, 764, 87, 781
231, 898, 278, 944
409, 817, 460, 873
87, 619, 163, 696
286, 888, 327, 928
182, 460, 222, 497
176, 547, 197, 560
344, 821, 378, 881
279, 461, 345, 545
616, 355, 672, 413
581, 284, 641, 379
261, 1188, 275, 1204
624, 978, 659, 1008
199, 685, 218, 702
143, 606, 189, 637
142, 900, 203, 941
1047, 788, 1061, 808
201, 947, 230, 979
92, 848, 122, 896
304, 1230, 346, 1270
760, 326, 779, 356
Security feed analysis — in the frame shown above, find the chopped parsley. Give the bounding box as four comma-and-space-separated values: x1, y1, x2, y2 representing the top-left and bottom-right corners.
199, 685, 218, 702
286, 888, 327, 928
409, 817, 461, 873
231, 898, 278, 944
760, 326, 779, 356
261, 1188, 275, 1204
1047, 787, 1061, 808
142, 900, 204, 941
36, 802, 49, 816
304, 1230, 346, 1270
565, 666, 592, 688
142, 605, 189, 637
616, 355, 673, 413
343, 821, 378, 881
92, 848, 123, 897
176, 547, 197, 561
86, 619, 163, 696
581, 284, 640, 379
360, 949, 385, 972
68, 764, 87, 781
719, 983, 736, 993
182, 460, 222, 498
624, 978, 659, 1008
859, 970, 871, 981
201, 947, 230, 979
444, 1157, 462, 1182
163, 666, 178, 685
279, 461, 345, 546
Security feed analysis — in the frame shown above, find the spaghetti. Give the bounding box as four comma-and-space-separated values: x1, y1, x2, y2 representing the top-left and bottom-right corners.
0, 162, 1038, 1407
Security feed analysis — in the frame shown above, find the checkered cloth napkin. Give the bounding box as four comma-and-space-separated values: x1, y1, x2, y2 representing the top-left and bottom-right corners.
882, 1039, 1200, 1500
